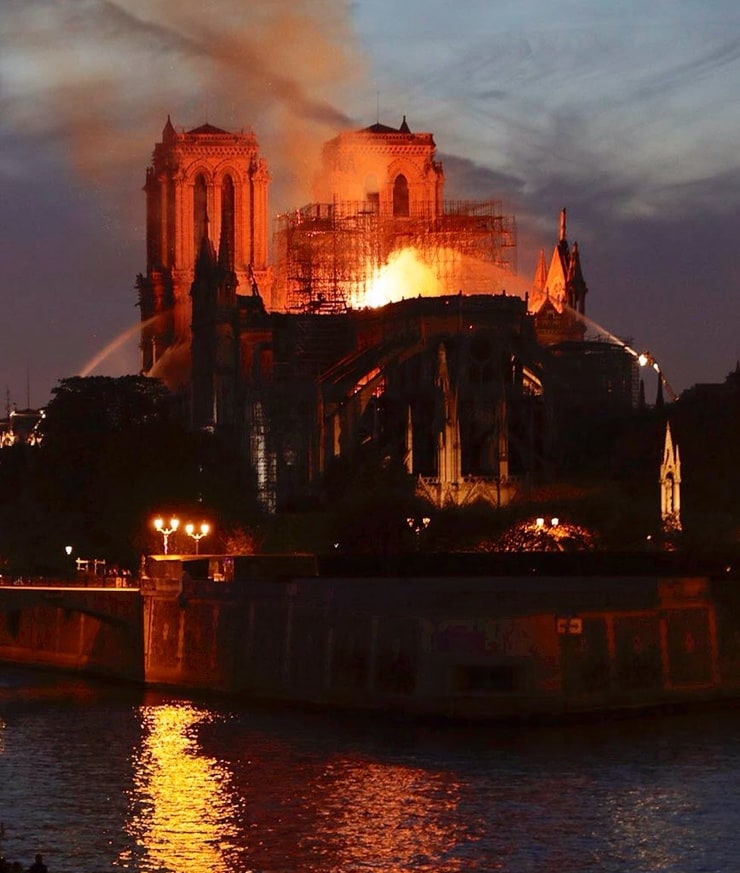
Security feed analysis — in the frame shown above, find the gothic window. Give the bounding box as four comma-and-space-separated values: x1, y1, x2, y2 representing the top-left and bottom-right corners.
193, 174, 208, 254
393, 174, 410, 217
221, 175, 235, 265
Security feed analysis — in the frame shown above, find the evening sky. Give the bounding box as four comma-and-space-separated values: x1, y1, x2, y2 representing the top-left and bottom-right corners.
1, 0, 739, 407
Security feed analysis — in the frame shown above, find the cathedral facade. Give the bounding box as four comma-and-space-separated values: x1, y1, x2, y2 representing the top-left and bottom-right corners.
136, 116, 636, 511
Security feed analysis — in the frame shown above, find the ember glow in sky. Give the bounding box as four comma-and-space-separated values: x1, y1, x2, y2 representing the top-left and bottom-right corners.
1, 0, 739, 406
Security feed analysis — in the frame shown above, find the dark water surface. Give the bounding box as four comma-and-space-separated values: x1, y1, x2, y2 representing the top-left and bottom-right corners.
1, 666, 739, 872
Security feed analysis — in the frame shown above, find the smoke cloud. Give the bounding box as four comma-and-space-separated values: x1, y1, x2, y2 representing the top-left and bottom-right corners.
0, 0, 366, 211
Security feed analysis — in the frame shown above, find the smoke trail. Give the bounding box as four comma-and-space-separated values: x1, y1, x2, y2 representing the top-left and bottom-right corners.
0, 0, 367, 210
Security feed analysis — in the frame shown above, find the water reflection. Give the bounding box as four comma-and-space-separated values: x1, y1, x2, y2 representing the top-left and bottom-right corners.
121, 703, 241, 872
309, 760, 464, 872
177, 717, 469, 872
2, 667, 740, 873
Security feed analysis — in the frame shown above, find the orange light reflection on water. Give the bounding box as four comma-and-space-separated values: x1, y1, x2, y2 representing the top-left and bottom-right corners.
312, 758, 465, 872
119, 703, 242, 873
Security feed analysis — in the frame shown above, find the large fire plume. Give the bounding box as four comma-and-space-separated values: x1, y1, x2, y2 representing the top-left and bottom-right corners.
360, 247, 531, 310
361, 249, 440, 309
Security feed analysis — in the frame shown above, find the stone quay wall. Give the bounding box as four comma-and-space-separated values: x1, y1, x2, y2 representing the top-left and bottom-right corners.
3, 561, 740, 722
141, 562, 740, 721
0, 584, 144, 683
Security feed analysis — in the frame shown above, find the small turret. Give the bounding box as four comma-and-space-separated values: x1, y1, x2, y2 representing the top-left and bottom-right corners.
162, 114, 176, 143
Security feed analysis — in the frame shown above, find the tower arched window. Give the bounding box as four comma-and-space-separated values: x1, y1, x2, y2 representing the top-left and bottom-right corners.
393, 174, 409, 217
220, 175, 235, 267
193, 174, 208, 254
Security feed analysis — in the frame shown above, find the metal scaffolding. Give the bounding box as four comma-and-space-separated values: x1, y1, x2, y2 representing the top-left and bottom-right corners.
272, 200, 517, 314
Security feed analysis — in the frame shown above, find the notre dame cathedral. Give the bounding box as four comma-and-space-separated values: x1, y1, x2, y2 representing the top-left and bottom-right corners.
136, 116, 637, 511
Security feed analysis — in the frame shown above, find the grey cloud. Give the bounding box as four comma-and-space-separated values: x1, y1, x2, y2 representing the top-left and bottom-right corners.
438, 153, 526, 203
631, 37, 740, 102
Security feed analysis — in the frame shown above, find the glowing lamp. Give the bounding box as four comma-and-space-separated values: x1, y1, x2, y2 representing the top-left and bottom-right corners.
153, 516, 179, 554
406, 515, 430, 549
185, 522, 211, 554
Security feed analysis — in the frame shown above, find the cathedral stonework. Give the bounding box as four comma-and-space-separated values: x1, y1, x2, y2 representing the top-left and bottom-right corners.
660, 421, 682, 533
137, 117, 269, 387
529, 208, 588, 346
316, 117, 444, 215
137, 116, 638, 511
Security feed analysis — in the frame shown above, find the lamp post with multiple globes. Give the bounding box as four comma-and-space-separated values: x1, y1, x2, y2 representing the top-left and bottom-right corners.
185, 522, 210, 554
153, 516, 179, 554
406, 516, 431, 550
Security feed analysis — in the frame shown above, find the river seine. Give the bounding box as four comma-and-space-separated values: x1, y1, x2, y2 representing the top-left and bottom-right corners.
1, 666, 739, 873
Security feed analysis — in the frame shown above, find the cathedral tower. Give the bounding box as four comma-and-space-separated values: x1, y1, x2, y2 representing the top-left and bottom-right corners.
272, 117, 504, 313
137, 118, 269, 387
316, 116, 445, 214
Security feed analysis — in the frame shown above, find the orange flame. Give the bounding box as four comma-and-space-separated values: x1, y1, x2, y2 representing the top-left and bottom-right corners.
362, 248, 440, 308
359, 245, 529, 309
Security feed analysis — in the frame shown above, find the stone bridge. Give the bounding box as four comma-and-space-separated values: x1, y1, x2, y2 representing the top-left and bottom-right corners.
0, 583, 144, 682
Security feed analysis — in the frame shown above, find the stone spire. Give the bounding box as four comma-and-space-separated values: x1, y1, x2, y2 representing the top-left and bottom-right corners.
530, 209, 588, 342
435, 342, 462, 489
533, 249, 547, 295
566, 241, 588, 314
660, 421, 681, 533
162, 114, 176, 143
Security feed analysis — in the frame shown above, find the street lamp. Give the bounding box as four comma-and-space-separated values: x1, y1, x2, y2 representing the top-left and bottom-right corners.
154, 516, 179, 554
185, 522, 210, 554
406, 516, 431, 549
64, 545, 74, 580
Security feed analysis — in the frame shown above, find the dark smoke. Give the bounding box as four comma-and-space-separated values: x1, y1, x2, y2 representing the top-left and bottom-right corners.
0, 0, 366, 211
